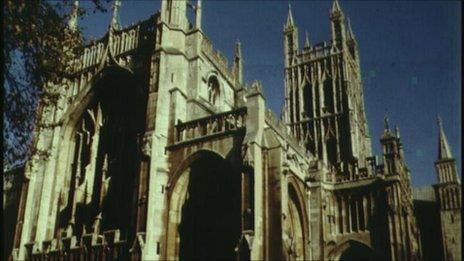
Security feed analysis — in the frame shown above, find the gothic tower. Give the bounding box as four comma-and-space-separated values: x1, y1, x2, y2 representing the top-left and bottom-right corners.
161, 0, 188, 29
283, 0, 372, 170
433, 117, 462, 260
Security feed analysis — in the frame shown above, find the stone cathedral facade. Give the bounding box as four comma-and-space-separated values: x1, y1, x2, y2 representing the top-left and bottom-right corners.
3, 0, 461, 260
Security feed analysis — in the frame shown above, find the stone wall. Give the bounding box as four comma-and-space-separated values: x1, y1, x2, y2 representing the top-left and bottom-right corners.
412, 186, 444, 261
3, 167, 25, 261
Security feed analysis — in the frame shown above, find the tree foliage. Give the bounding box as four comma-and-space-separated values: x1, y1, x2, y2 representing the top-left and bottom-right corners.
3, 0, 108, 171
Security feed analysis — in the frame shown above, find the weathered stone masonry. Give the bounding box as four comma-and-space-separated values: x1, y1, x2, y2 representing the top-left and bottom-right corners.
3, 0, 460, 260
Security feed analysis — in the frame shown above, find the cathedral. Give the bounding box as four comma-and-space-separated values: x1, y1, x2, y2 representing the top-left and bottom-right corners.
3, 0, 461, 260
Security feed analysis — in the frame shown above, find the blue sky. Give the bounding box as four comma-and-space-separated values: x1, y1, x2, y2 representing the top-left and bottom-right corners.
79, 0, 461, 187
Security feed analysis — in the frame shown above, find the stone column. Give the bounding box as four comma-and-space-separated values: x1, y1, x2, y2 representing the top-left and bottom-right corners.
387, 214, 396, 261
16, 165, 40, 260
334, 195, 340, 234
355, 196, 360, 231
307, 178, 323, 260
143, 133, 169, 261
347, 195, 352, 233
341, 195, 347, 234
241, 166, 254, 231
34, 124, 62, 243
244, 82, 265, 260
281, 167, 289, 248
363, 196, 368, 231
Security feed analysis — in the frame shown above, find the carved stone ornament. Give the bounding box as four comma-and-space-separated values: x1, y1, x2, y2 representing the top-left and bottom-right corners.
282, 162, 290, 176
305, 172, 318, 183
142, 134, 152, 157
242, 143, 254, 168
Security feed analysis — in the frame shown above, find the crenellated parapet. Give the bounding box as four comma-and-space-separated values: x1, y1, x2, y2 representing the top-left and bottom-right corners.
201, 37, 237, 86
297, 41, 335, 62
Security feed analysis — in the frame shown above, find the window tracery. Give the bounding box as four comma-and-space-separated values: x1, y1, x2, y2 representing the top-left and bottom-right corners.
207, 75, 220, 105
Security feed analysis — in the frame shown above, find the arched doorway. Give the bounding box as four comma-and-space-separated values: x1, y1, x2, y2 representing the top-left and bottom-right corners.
337, 240, 376, 261
173, 151, 241, 260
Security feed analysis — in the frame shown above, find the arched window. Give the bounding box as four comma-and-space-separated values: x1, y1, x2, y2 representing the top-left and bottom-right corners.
207, 76, 220, 105
56, 67, 147, 249
303, 83, 313, 118
323, 78, 334, 113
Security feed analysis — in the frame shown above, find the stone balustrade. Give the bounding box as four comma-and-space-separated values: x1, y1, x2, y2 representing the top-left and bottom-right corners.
174, 107, 247, 145
324, 157, 385, 184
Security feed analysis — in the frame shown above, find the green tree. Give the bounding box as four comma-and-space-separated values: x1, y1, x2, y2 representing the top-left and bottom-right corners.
3, 0, 107, 171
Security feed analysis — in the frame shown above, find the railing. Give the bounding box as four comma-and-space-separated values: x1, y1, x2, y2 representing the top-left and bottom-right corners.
331, 167, 373, 183
324, 158, 385, 184
174, 107, 247, 144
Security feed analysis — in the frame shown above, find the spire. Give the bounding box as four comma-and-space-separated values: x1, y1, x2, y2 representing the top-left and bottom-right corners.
286, 4, 295, 28
111, 0, 121, 30
381, 115, 395, 138
332, 0, 343, 14
395, 125, 400, 139
384, 115, 390, 132
304, 31, 311, 48
68, 0, 79, 31
347, 17, 355, 39
330, 0, 345, 49
437, 116, 453, 160
235, 40, 242, 59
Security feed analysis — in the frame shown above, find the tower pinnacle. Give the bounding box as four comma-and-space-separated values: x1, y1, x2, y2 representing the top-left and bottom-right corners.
286, 4, 295, 28
111, 0, 122, 30
304, 31, 311, 48
347, 17, 355, 39
196, 0, 202, 29
332, 0, 343, 14
437, 116, 453, 160
68, 0, 79, 31
233, 40, 243, 85
384, 115, 390, 132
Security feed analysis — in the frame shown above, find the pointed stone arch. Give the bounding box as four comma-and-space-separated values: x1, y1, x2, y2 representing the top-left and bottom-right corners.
323, 77, 334, 113
328, 239, 375, 261
164, 149, 241, 260
50, 64, 146, 246
302, 78, 313, 119
286, 175, 310, 260
203, 71, 226, 108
